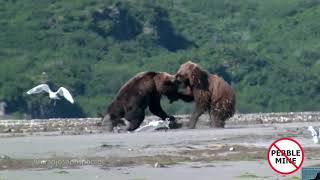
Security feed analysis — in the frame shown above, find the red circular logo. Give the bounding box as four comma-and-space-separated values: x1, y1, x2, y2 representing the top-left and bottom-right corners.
267, 137, 304, 174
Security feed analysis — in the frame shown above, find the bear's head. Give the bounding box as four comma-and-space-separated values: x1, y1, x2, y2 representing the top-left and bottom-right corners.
175, 61, 209, 90
154, 72, 180, 101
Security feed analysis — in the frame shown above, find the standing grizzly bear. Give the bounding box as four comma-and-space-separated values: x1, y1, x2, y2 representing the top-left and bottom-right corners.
102, 71, 193, 132
175, 61, 235, 128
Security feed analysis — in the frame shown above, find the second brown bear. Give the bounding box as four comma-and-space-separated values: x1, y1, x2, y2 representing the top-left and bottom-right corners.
175, 61, 236, 128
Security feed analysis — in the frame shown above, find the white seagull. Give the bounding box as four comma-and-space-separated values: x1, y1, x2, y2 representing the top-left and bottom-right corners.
26, 84, 74, 104
307, 126, 319, 144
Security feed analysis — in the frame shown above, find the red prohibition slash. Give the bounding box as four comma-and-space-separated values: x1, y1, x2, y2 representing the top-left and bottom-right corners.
267, 137, 304, 175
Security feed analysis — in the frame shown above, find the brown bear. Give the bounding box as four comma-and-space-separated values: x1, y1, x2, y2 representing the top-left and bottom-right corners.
102, 71, 193, 132
175, 61, 236, 128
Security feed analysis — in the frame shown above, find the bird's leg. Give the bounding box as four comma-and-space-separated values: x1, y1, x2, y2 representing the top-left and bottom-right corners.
53, 100, 56, 106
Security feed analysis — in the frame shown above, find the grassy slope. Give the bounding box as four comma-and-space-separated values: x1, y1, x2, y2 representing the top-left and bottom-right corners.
0, 0, 319, 117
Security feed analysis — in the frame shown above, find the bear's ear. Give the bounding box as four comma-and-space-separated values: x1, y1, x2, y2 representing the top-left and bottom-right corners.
190, 66, 209, 90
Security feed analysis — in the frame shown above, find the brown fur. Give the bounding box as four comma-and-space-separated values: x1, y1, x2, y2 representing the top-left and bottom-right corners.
102, 71, 191, 132
175, 61, 235, 128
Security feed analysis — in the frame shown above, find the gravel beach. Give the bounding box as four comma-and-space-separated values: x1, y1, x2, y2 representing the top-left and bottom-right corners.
0, 112, 319, 180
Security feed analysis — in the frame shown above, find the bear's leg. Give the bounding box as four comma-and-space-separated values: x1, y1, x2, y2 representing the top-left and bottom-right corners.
102, 114, 123, 132
125, 109, 145, 131
209, 110, 226, 128
188, 106, 205, 129
101, 114, 114, 132
149, 96, 181, 129
149, 95, 169, 120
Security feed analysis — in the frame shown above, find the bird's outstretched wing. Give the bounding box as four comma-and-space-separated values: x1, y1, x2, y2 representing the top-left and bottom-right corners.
135, 120, 169, 132
57, 87, 74, 104
308, 126, 318, 137
135, 124, 156, 132
26, 84, 50, 94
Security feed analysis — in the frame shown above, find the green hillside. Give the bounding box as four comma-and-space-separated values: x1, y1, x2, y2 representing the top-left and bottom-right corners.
0, 0, 319, 118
